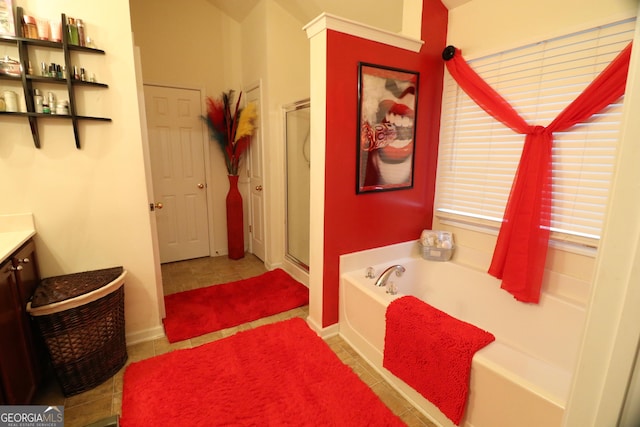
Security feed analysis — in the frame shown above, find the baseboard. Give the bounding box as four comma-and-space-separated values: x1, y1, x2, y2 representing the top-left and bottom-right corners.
264, 259, 283, 271
306, 316, 340, 338
282, 258, 309, 286
126, 324, 165, 346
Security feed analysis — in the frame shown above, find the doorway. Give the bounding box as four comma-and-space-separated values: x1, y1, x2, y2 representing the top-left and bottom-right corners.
284, 99, 311, 270
144, 84, 211, 263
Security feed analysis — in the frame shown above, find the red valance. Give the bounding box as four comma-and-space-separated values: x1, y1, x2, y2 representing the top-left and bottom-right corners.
443, 42, 633, 303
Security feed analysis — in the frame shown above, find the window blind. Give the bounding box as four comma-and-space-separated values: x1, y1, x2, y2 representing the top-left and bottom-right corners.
436, 18, 636, 242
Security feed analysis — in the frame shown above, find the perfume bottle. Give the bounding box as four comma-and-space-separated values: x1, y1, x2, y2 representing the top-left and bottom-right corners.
67, 17, 79, 45
48, 92, 57, 115
33, 89, 43, 113
77, 19, 86, 47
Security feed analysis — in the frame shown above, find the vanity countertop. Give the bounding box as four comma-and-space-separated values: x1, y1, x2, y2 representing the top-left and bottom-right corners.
0, 214, 36, 265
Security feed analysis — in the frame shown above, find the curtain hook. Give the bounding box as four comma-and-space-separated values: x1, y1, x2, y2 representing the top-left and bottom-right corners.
442, 45, 456, 61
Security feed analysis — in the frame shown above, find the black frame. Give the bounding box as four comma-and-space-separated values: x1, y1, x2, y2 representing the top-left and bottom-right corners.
356, 62, 419, 194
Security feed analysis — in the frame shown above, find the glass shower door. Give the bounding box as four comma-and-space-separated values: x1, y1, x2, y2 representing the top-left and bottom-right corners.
284, 100, 310, 270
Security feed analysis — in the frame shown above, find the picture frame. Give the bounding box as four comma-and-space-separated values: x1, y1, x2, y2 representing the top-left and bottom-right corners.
356, 62, 419, 194
0, 0, 15, 36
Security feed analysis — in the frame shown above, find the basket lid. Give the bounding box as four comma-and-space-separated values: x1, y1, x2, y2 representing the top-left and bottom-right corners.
31, 266, 124, 308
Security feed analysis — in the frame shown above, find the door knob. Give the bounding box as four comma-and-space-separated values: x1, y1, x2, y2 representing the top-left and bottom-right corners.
154, 202, 163, 210
255, 185, 263, 191
197, 183, 204, 189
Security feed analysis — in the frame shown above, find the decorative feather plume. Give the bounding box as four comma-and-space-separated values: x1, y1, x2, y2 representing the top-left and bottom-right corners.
203, 90, 258, 176
231, 92, 242, 141
206, 97, 225, 134
234, 136, 251, 162
235, 102, 257, 142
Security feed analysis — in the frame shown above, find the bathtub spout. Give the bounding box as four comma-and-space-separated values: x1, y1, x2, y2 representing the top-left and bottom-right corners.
374, 265, 406, 287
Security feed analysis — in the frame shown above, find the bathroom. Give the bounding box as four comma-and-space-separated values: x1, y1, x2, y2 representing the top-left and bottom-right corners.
2, 0, 640, 426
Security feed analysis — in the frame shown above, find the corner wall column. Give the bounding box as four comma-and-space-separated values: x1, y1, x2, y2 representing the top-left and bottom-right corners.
304, 20, 327, 333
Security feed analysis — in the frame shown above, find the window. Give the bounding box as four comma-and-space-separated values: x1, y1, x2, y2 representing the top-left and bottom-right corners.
435, 18, 636, 245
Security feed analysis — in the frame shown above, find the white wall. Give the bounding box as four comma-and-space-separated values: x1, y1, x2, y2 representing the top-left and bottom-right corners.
436, 0, 639, 308
438, 0, 639, 305
565, 3, 640, 424
129, 0, 243, 257
0, 0, 162, 342
129, 0, 242, 92
0, 0, 309, 347
443, 0, 640, 425
241, 0, 310, 268
130, 0, 310, 266
447, 0, 638, 57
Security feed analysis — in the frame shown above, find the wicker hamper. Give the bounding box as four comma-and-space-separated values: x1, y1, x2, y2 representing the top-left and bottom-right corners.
27, 267, 128, 397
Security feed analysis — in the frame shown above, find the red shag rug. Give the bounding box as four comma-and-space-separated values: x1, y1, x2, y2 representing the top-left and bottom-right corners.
163, 268, 308, 343
384, 296, 495, 425
121, 318, 404, 427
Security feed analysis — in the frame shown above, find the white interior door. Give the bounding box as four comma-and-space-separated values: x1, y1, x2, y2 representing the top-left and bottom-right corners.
144, 85, 210, 263
246, 84, 266, 261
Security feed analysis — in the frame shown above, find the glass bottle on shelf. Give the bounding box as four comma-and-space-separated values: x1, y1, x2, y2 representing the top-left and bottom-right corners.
67, 17, 79, 45
33, 89, 43, 113
77, 19, 85, 47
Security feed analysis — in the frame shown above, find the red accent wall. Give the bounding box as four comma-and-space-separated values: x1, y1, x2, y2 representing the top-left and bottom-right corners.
322, 0, 449, 327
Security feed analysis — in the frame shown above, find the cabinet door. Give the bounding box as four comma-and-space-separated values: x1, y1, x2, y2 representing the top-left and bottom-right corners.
13, 240, 40, 306
12, 240, 44, 384
0, 261, 36, 404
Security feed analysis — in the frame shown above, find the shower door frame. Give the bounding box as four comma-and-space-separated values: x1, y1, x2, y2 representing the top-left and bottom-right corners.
283, 99, 311, 271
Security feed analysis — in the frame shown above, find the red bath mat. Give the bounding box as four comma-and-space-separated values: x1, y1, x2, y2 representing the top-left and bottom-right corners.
384, 295, 495, 425
121, 318, 404, 426
162, 268, 308, 342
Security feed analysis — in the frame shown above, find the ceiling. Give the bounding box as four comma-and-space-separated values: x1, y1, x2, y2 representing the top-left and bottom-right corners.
207, 0, 405, 33
208, 0, 261, 23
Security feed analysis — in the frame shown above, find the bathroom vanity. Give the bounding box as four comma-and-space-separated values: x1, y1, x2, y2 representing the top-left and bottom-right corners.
0, 214, 42, 404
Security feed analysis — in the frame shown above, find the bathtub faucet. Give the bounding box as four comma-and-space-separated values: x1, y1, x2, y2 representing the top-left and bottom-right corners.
374, 265, 406, 287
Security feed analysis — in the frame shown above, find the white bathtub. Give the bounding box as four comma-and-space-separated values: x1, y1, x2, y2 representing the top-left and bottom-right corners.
339, 241, 586, 427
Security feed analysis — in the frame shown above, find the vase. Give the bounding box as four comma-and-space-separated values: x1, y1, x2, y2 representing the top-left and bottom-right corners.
226, 175, 245, 259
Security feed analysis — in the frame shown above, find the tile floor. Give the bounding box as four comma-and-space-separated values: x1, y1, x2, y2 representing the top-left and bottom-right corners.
33, 254, 436, 427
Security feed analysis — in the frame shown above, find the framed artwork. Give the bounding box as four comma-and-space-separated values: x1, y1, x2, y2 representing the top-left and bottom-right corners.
0, 0, 15, 36
356, 62, 419, 194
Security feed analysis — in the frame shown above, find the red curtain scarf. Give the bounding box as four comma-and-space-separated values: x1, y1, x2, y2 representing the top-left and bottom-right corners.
443, 43, 633, 303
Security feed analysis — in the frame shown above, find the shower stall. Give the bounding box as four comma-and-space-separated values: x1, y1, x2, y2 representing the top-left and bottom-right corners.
284, 100, 310, 271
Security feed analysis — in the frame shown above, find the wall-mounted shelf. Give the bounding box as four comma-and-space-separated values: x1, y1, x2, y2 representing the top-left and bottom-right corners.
0, 7, 111, 149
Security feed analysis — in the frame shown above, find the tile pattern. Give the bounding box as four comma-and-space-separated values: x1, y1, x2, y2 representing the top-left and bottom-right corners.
33, 254, 436, 427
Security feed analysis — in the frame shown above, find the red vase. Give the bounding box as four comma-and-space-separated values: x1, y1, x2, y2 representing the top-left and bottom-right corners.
226, 175, 245, 259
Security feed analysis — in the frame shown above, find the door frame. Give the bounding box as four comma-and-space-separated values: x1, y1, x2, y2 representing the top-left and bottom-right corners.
245, 80, 267, 261
134, 48, 166, 318
142, 82, 216, 263
283, 98, 311, 271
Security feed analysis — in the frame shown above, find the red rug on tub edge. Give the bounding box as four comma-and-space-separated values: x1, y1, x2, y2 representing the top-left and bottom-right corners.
120, 318, 405, 427
162, 268, 308, 342
383, 295, 495, 425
